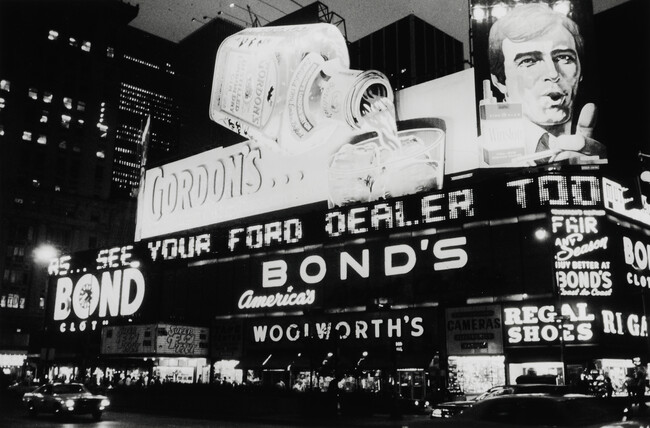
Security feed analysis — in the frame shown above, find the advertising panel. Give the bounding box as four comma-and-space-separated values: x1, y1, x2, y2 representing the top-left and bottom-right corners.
243, 308, 437, 353
502, 298, 648, 349
551, 209, 612, 297
609, 223, 650, 295
446, 305, 504, 355
155, 324, 209, 356
101, 324, 155, 355
46, 245, 151, 336
470, 0, 606, 168
101, 324, 208, 356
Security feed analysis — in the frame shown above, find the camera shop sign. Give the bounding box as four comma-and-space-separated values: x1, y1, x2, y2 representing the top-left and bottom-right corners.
551, 210, 612, 297
503, 302, 596, 345
49, 246, 146, 334
446, 305, 503, 355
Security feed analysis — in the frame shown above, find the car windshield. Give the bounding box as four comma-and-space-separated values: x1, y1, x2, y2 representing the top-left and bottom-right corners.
53, 384, 87, 394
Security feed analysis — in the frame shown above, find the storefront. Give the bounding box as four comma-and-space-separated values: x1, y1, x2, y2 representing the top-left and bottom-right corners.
0, 352, 28, 379
101, 323, 210, 385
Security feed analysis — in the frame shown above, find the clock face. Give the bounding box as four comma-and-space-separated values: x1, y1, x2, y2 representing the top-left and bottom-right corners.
78, 283, 93, 309
72, 275, 99, 317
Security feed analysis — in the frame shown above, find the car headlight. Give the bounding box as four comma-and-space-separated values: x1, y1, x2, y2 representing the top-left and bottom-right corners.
100, 399, 110, 407
65, 399, 75, 408
432, 409, 443, 418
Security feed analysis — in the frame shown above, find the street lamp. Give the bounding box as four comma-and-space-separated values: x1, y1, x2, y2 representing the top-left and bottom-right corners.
34, 244, 58, 265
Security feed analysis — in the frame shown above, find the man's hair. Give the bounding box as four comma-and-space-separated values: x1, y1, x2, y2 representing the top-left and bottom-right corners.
488, 3, 584, 85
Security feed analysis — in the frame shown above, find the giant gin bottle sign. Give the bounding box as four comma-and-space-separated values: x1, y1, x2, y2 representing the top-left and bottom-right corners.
136, 23, 450, 240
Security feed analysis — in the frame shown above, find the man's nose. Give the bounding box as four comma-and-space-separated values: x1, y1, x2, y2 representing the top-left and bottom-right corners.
542, 58, 560, 81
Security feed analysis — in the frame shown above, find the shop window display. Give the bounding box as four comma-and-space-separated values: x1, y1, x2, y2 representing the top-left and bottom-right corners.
448, 355, 506, 398
508, 362, 562, 386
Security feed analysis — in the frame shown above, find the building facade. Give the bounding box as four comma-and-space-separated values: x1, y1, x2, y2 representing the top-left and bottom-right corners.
0, 0, 180, 380
40, 163, 650, 402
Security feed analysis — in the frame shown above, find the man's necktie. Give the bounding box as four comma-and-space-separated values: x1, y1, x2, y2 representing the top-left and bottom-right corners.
535, 132, 551, 164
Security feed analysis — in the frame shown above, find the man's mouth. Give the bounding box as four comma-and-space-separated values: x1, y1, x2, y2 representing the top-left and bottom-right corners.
542, 91, 566, 106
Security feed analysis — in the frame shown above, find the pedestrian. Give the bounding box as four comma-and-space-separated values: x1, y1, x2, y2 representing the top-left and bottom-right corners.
633, 364, 648, 409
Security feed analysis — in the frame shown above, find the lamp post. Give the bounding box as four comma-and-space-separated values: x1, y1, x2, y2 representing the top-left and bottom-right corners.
555, 314, 570, 385
32, 243, 59, 382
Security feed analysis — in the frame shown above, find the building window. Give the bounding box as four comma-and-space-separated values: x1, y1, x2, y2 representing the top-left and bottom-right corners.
43, 91, 53, 103
39, 297, 45, 309
77, 100, 86, 112
68, 37, 78, 47
48, 30, 59, 41
0, 97, 5, 109
32, 179, 40, 188
81, 41, 91, 52
37, 135, 47, 145
96, 150, 105, 159
0, 79, 10, 91
14, 197, 23, 205
22, 131, 32, 141
0, 125, 4, 136
106, 47, 114, 58
61, 114, 71, 128
28, 88, 38, 100
63, 97, 73, 109
40, 111, 48, 123
0, 295, 5, 307
58, 140, 67, 149
54, 185, 61, 192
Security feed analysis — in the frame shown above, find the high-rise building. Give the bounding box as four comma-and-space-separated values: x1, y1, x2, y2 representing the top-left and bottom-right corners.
349, 15, 466, 91
112, 27, 179, 198
0, 0, 180, 377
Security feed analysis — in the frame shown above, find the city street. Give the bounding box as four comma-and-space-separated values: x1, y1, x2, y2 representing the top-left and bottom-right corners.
3, 394, 650, 428
0, 395, 423, 428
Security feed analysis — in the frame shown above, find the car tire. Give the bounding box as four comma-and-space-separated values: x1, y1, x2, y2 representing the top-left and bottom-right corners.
92, 410, 102, 421
26, 402, 38, 417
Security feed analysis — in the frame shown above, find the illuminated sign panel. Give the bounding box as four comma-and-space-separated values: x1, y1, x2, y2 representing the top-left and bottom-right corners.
551, 210, 612, 297
244, 309, 437, 350
48, 246, 148, 335
503, 300, 649, 349
601, 310, 648, 339
135, 172, 608, 260
503, 302, 596, 345
446, 305, 503, 355
101, 324, 209, 356
135, 140, 334, 241
232, 233, 469, 313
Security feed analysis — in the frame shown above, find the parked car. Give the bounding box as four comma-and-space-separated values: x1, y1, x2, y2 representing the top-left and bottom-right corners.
421, 395, 637, 428
6, 380, 39, 398
22, 382, 110, 420
430, 384, 576, 418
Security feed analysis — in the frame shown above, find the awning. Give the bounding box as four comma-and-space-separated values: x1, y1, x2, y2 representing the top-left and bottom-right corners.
356, 353, 434, 370
235, 352, 303, 370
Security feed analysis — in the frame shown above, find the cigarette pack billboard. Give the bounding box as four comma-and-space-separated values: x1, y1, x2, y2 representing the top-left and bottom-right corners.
470, 0, 606, 168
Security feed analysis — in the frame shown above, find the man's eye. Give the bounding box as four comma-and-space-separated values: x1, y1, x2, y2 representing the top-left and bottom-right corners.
517, 57, 538, 67
554, 54, 576, 64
